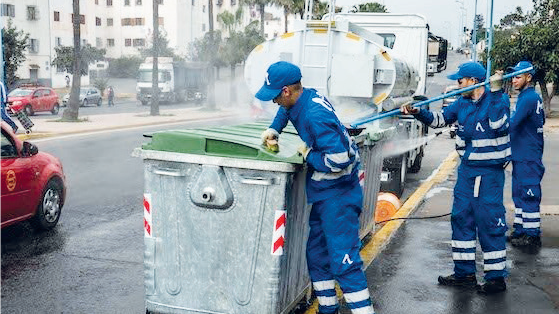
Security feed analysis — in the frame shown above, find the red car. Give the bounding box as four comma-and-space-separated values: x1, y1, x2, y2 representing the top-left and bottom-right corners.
1, 122, 66, 230
7, 86, 60, 116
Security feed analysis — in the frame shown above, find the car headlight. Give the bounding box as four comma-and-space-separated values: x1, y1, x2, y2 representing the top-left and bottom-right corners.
13, 101, 22, 106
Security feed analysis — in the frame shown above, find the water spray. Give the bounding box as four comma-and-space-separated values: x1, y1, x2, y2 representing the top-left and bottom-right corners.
350, 66, 534, 128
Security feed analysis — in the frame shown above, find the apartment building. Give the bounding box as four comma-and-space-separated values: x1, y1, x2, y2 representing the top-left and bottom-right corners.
1, 0, 269, 88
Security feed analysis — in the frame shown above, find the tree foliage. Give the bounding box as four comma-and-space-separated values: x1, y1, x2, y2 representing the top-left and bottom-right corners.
2, 20, 29, 88
350, 2, 388, 13
52, 44, 106, 76
108, 56, 144, 78
138, 31, 180, 60
489, 0, 559, 114
187, 30, 225, 68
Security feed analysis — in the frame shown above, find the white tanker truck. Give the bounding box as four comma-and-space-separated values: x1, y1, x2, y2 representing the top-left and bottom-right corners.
244, 13, 430, 197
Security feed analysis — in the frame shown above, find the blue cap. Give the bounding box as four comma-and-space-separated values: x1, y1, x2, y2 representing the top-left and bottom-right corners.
447, 61, 486, 81
509, 61, 535, 76
255, 61, 302, 101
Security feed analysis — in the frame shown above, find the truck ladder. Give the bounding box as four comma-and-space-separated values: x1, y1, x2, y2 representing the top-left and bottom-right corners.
300, 0, 336, 96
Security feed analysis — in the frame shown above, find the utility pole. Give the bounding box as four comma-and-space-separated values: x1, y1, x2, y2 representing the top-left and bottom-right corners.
151, 0, 160, 116
485, 0, 494, 79
0, 18, 4, 84
206, 0, 216, 110
472, 0, 478, 62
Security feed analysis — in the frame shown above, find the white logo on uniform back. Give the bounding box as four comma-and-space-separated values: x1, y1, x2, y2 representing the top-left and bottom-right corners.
342, 254, 354, 265
265, 72, 271, 86
527, 189, 535, 196
476, 122, 485, 132
497, 218, 506, 227
312, 97, 334, 112
536, 101, 543, 115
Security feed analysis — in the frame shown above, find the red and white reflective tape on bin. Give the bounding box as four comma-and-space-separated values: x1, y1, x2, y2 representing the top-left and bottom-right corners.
271, 210, 286, 255
144, 193, 152, 237
358, 169, 365, 187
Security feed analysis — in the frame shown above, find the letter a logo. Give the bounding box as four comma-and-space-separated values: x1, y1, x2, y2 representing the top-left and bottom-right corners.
342, 254, 354, 265
527, 189, 535, 197
497, 218, 506, 227
476, 122, 485, 132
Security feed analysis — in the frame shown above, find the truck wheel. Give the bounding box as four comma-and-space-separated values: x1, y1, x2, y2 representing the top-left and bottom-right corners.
97, 98, 102, 106
30, 179, 63, 230
380, 154, 407, 197
408, 147, 423, 173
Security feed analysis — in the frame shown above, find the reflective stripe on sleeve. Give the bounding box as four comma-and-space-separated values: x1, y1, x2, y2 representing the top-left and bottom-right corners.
311, 162, 355, 181
471, 135, 510, 148
474, 176, 481, 198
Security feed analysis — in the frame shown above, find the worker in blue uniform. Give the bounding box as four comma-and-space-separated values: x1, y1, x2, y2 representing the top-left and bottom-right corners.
506, 61, 545, 249
1, 81, 18, 133
401, 62, 510, 294
257, 61, 374, 314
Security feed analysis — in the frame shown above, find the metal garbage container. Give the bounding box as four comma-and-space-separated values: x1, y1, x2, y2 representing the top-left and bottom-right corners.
135, 122, 384, 314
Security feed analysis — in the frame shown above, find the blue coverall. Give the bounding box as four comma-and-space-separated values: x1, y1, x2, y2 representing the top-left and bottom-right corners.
415, 88, 510, 280
270, 88, 374, 314
510, 86, 545, 237
1, 81, 18, 132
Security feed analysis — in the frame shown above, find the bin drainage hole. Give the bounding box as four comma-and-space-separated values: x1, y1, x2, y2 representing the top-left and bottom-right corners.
202, 187, 215, 202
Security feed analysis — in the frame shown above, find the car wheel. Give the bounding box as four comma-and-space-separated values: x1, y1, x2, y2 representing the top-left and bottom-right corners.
30, 180, 63, 230
97, 98, 102, 106
51, 103, 60, 115
25, 105, 34, 116
81, 99, 87, 107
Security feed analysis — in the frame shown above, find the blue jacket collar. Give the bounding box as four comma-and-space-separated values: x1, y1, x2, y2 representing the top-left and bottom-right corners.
287, 88, 312, 120
519, 86, 535, 96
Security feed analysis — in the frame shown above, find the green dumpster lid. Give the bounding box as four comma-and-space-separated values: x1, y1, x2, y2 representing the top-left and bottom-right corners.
142, 122, 305, 164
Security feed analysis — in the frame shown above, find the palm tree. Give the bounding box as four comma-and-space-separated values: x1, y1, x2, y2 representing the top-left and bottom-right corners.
242, 0, 272, 37
62, 0, 81, 121
350, 2, 388, 13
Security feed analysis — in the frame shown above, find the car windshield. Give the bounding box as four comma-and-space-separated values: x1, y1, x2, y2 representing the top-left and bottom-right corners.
8, 89, 33, 97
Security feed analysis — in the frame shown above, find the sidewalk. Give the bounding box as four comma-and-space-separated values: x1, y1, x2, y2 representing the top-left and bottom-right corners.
16, 106, 243, 140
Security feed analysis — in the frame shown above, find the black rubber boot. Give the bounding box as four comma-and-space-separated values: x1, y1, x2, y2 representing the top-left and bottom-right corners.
477, 277, 506, 294
511, 235, 542, 248
438, 274, 477, 287
506, 232, 523, 242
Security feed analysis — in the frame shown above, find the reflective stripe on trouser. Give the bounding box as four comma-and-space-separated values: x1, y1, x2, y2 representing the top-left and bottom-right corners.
307, 184, 374, 314
451, 165, 507, 279
512, 160, 545, 236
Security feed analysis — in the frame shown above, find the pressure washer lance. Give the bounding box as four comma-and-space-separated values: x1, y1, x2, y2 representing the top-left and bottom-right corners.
349, 66, 534, 128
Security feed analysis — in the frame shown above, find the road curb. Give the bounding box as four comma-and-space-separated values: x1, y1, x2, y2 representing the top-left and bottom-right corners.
304, 150, 460, 314
15, 112, 239, 141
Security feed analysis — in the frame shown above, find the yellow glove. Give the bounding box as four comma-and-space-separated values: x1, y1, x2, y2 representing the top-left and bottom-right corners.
260, 128, 279, 145
297, 144, 311, 160
489, 70, 504, 92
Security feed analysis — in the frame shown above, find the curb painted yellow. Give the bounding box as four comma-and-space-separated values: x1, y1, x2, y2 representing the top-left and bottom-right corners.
304, 151, 459, 314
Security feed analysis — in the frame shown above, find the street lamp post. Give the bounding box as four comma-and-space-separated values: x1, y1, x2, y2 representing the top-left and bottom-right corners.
472, 0, 478, 61
486, 0, 495, 78
455, 0, 466, 48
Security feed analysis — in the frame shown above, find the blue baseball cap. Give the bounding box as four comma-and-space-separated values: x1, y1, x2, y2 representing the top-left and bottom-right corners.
508, 61, 535, 76
447, 61, 486, 81
255, 61, 302, 101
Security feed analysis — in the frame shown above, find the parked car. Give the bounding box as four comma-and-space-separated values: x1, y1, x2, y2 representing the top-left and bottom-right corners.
62, 87, 102, 107
1, 122, 66, 230
442, 85, 460, 138
7, 86, 60, 116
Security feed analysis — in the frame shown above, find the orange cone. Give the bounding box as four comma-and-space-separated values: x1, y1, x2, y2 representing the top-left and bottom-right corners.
375, 192, 401, 223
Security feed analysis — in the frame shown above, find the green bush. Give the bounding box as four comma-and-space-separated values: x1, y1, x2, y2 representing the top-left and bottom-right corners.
93, 77, 109, 96
108, 56, 143, 78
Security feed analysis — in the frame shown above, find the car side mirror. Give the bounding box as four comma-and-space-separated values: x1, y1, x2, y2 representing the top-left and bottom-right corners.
22, 141, 39, 157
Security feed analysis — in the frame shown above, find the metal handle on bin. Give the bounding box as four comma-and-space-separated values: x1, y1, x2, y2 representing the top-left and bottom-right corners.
240, 176, 275, 186
153, 168, 185, 177
201, 187, 215, 202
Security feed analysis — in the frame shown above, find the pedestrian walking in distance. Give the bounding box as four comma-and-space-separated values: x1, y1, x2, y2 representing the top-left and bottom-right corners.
107, 86, 115, 107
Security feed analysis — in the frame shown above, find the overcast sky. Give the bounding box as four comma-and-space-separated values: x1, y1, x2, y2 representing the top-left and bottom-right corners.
335, 0, 534, 47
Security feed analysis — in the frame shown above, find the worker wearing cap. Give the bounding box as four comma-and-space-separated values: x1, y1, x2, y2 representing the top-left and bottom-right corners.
506, 61, 545, 249
401, 61, 510, 294
258, 61, 374, 314
1, 81, 18, 133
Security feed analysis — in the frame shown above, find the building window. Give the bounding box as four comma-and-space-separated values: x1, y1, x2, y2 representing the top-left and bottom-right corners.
125, 39, 132, 46
157, 0, 164, 4
216, 0, 223, 6
27, 6, 39, 21
1, 4, 15, 17
136, 0, 142, 5
107, 18, 113, 26
107, 0, 113, 6
158, 17, 164, 26
55, 37, 62, 46
96, 37, 102, 48
82, 39, 87, 46
95, 0, 99, 4
29, 39, 39, 53
202, 5, 205, 12
135, 18, 144, 25
191, 0, 195, 5
54, 11, 60, 22
72, 14, 86, 24
122, 18, 131, 26
96, 17, 102, 26
231, 0, 236, 5
125, 0, 130, 5
133, 38, 145, 47
202, 24, 206, 32
107, 39, 115, 47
